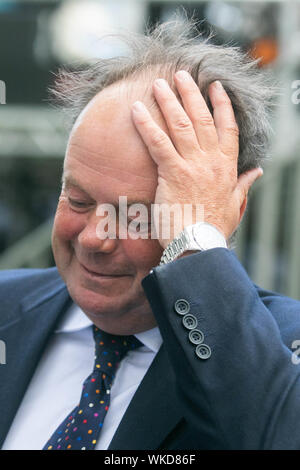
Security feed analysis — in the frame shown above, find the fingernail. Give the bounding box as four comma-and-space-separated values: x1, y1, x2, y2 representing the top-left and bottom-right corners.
214, 80, 224, 90
154, 78, 169, 89
132, 101, 146, 113
175, 70, 190, 81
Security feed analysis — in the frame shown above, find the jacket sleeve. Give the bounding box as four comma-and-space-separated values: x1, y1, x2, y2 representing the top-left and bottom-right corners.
141, 248, 300, 449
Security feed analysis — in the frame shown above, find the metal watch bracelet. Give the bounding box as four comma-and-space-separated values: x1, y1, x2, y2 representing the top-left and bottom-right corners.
159, 231, 190, 265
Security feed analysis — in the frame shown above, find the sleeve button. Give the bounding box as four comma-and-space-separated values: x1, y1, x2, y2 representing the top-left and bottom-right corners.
188, 329, 204, 345
174, 299, 190, 315
195, 344, 211, 360
182, 314, 198, 330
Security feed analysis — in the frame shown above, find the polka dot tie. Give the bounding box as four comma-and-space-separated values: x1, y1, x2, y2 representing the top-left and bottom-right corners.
43, 325, 143, 450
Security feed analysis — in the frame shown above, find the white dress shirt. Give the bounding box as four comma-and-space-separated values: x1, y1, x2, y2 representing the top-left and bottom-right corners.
2, 304, 162, 450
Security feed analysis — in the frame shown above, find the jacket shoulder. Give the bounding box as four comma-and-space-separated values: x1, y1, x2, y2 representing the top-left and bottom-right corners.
0, 267, 61, 289
0, 267, 65, 312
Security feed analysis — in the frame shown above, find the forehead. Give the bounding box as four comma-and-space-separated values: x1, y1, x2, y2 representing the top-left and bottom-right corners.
64, 80, 165, 200
68, 78, 166, 159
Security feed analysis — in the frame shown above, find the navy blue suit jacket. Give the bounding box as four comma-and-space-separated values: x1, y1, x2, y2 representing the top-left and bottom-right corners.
1, 248, 300, 449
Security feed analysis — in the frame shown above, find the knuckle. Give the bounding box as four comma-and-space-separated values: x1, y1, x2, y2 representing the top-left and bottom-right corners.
136, 117, 149, 126
173, 117, 192, 131
226, 125, 239, 138
199, 114, 214, 127
150, 131, 166, 148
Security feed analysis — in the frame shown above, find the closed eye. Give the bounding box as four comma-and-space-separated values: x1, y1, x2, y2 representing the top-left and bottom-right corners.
68, 198, 94, 212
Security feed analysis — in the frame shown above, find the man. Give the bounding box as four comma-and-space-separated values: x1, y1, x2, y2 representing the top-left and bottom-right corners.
1, 19, 300, 450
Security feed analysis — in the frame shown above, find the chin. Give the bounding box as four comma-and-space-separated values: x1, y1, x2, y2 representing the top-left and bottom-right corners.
67, 282, 123, 314
67, 274, 146, 316
66, 277, 156, 334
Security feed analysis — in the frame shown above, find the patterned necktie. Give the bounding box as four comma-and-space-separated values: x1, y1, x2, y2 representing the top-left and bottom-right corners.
44, 325, 143, 450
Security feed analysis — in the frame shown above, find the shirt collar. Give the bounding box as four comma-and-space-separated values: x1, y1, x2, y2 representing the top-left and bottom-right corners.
54, 303, 93, 333
134, 327, 162, 353
54, 303, 162, 354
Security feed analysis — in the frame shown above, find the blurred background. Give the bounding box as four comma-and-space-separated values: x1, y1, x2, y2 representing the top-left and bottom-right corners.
0, 0, 299, 299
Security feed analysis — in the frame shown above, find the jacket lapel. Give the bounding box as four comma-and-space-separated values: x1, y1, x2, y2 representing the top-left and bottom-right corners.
108, 343, 183, 450
0, 272, 70, 448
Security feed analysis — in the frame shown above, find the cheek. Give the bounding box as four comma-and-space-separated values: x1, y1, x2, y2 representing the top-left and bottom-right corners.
53, 200, 84, 242
122, 238, 163, 272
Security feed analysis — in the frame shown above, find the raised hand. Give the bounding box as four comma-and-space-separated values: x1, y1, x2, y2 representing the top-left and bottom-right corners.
131, 70, 263, 248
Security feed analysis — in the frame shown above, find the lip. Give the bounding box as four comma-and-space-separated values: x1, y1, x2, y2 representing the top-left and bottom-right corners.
79, 262, 128, 279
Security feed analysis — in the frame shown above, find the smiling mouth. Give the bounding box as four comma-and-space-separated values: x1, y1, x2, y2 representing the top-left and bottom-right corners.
79, 262, 128, 278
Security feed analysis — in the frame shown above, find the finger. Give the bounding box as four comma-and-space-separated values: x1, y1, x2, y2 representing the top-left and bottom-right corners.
131, 100, 182, 170
152, 78, 201, 159
209, 81, 239, 158
174, 70, 218, 151
236, 167, 263, 204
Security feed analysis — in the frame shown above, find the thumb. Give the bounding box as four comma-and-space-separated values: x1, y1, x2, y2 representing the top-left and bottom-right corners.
237, 167, 263, 203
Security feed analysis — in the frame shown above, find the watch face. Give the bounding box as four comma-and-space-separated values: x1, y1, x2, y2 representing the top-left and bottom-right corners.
192, 223, 226, 250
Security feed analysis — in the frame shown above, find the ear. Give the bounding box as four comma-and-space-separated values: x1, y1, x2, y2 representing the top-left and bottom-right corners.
239, 194, 248, 223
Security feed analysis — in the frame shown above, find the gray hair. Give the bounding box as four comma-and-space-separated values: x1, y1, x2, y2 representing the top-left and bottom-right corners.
50, 18, 275, 175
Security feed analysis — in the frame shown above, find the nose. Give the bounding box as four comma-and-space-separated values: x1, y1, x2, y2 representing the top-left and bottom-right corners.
77, 211, 118, 254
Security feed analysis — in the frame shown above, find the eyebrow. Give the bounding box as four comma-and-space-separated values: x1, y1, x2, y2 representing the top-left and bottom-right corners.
62, 174, 153, 207
62, 175, 91, 196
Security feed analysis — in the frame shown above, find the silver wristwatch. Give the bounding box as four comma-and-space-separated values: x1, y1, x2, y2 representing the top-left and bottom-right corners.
159, 222, 227, 265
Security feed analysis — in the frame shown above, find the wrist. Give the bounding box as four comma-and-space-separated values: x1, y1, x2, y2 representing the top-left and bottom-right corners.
159, 222, 227, 265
